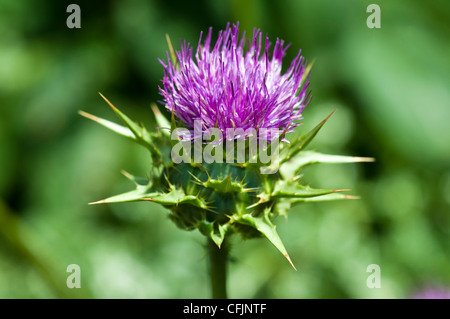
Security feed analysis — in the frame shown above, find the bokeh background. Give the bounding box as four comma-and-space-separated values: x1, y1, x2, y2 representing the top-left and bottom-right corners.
0, 0, 449, 298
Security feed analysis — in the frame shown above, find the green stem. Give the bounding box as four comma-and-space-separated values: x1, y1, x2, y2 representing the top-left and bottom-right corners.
207, 237, 229, 299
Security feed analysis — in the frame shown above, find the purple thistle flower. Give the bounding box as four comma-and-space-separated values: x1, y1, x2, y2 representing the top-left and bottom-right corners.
411, 287, 450, 299
158, 22, 310, 141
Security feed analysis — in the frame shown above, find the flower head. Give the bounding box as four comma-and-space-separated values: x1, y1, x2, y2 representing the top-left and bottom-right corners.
159, 22, 310, 141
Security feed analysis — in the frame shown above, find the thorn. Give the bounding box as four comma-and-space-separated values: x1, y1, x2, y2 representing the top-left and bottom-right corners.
121, 170, 133, 179
322, 109, 337, 124
242, 187, 258, 193
163, 174, 173, 187
343, 195, 360, 200
165, 33, 177, 66
188, 171, 203, 184
333, 189, 351, 193
203, 167, 211, 181
300, 58, 315, 86
170, 105, 176, 121
247, 198, 265, 209
171, 165, 182, 174
285, 254, 297, 271
78, 110, 100, 122
206, 206, 219, 214
354, 157, 376, 162
88, 199, 107, 205
150, 103, 161, 116
278, 123, 291, 141
98, 92, 118, 111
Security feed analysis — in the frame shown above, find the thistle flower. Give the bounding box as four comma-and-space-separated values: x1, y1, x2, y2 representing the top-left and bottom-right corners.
159, 22, 310, 141
80, 22, 373, 298
412, 287, 450, 299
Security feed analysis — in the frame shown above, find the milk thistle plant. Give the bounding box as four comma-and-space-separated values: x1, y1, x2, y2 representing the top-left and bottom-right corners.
80, 23, 373, 299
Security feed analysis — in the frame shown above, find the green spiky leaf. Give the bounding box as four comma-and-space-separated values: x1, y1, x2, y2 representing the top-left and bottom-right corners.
78, 111, 136, 140
204, 177, 243, 193
235, 209, 295, 269
165, 33, 177, 66
280, 151, 375, 179
80, 94, 163, 161
151, 103, 171, 137
89, 188, 152, 205
99, 93, 143, 138
271, 180, 345, 199
274, 192, 359, 217
290, 192, 360, 205
190, 172, 250, 194
90, 182, 209, 210
280, 111, 335, 164
145, 186, 209, 209
273, 198, 292, 217
199, 221, 229, 248
121, 170, 149, 188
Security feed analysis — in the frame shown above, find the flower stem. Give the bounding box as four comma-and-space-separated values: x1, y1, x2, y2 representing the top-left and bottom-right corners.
207, 237, 229, 299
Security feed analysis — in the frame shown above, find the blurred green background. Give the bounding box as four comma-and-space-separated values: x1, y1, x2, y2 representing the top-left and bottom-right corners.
0, 0, 449, 298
